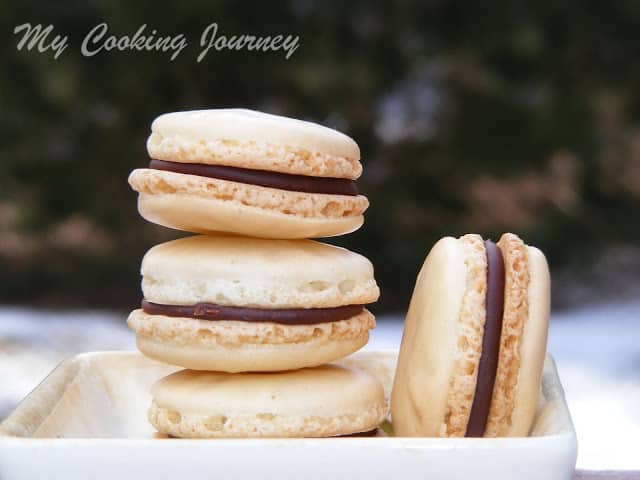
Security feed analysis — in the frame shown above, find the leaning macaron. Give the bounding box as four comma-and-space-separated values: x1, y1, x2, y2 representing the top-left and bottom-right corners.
148, 364, 387, 438
390, 233, 550, 437
127, 234, 379, 372
128, 109, 368, 239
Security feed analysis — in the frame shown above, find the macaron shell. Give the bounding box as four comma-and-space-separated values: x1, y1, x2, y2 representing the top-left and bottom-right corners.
136, 333, 370, 372
148, 364, 387, 438
127, 308, 375, 372
129, 168, 367, 238
151, 364, 382, 417
485, 234, 549, 437
147, 109, 362, 179
390, 237, 467, 436
442, 234, 489, 437
139, 234, 379, 309
149, 400, 385, 438
506, 246, 550, 436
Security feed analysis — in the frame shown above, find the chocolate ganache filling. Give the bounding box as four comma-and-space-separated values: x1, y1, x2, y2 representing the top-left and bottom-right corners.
141, 299, 364, 325
148, 159, 359, 196
465, 240, 505, 437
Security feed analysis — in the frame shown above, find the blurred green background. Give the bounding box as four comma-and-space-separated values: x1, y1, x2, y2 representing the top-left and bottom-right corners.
2, 0, 640, 312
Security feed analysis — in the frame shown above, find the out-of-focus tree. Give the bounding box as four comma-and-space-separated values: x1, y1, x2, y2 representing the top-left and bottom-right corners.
1, 1, 640, 310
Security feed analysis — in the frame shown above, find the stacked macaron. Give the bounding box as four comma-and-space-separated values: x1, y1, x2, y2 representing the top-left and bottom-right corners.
129, 109, 368, 239
127, 109, 386, 438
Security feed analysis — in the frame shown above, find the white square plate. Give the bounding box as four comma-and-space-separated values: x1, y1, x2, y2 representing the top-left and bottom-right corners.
0, 350, 576, 480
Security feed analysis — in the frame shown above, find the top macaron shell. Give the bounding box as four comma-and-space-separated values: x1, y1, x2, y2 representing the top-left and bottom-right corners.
147, 109, 362, 179
129, 109, 369, 239
140, 234, 379, 309
390, 234, 550, 437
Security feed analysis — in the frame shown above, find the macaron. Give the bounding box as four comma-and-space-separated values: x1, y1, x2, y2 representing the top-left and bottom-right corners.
391, 233, 550, 437
148, 364, 387, 438
127, 234, 379, 372
128, 109, 368, 239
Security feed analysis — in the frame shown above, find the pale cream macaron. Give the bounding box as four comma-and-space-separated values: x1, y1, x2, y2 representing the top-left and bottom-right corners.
128, 109, 368, 239
127, 234, 379, 372
148, 364, 387, 438
391, 233, 550, 437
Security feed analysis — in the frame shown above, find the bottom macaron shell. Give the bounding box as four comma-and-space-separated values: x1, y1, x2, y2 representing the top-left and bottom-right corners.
127, 309, 375, 372
485, 237, 550, 437
136, 335, 369, 372
148, 400, 386, 438
130, 169, 366, 238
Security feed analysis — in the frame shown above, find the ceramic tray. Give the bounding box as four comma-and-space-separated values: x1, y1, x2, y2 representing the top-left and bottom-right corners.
0, 350, 577, 480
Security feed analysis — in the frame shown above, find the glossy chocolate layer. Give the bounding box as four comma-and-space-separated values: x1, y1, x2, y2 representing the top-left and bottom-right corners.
148, 159, 359, 196
141, 299, 364, 325
341, 428, 380, 437
465, 240, 505, 437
